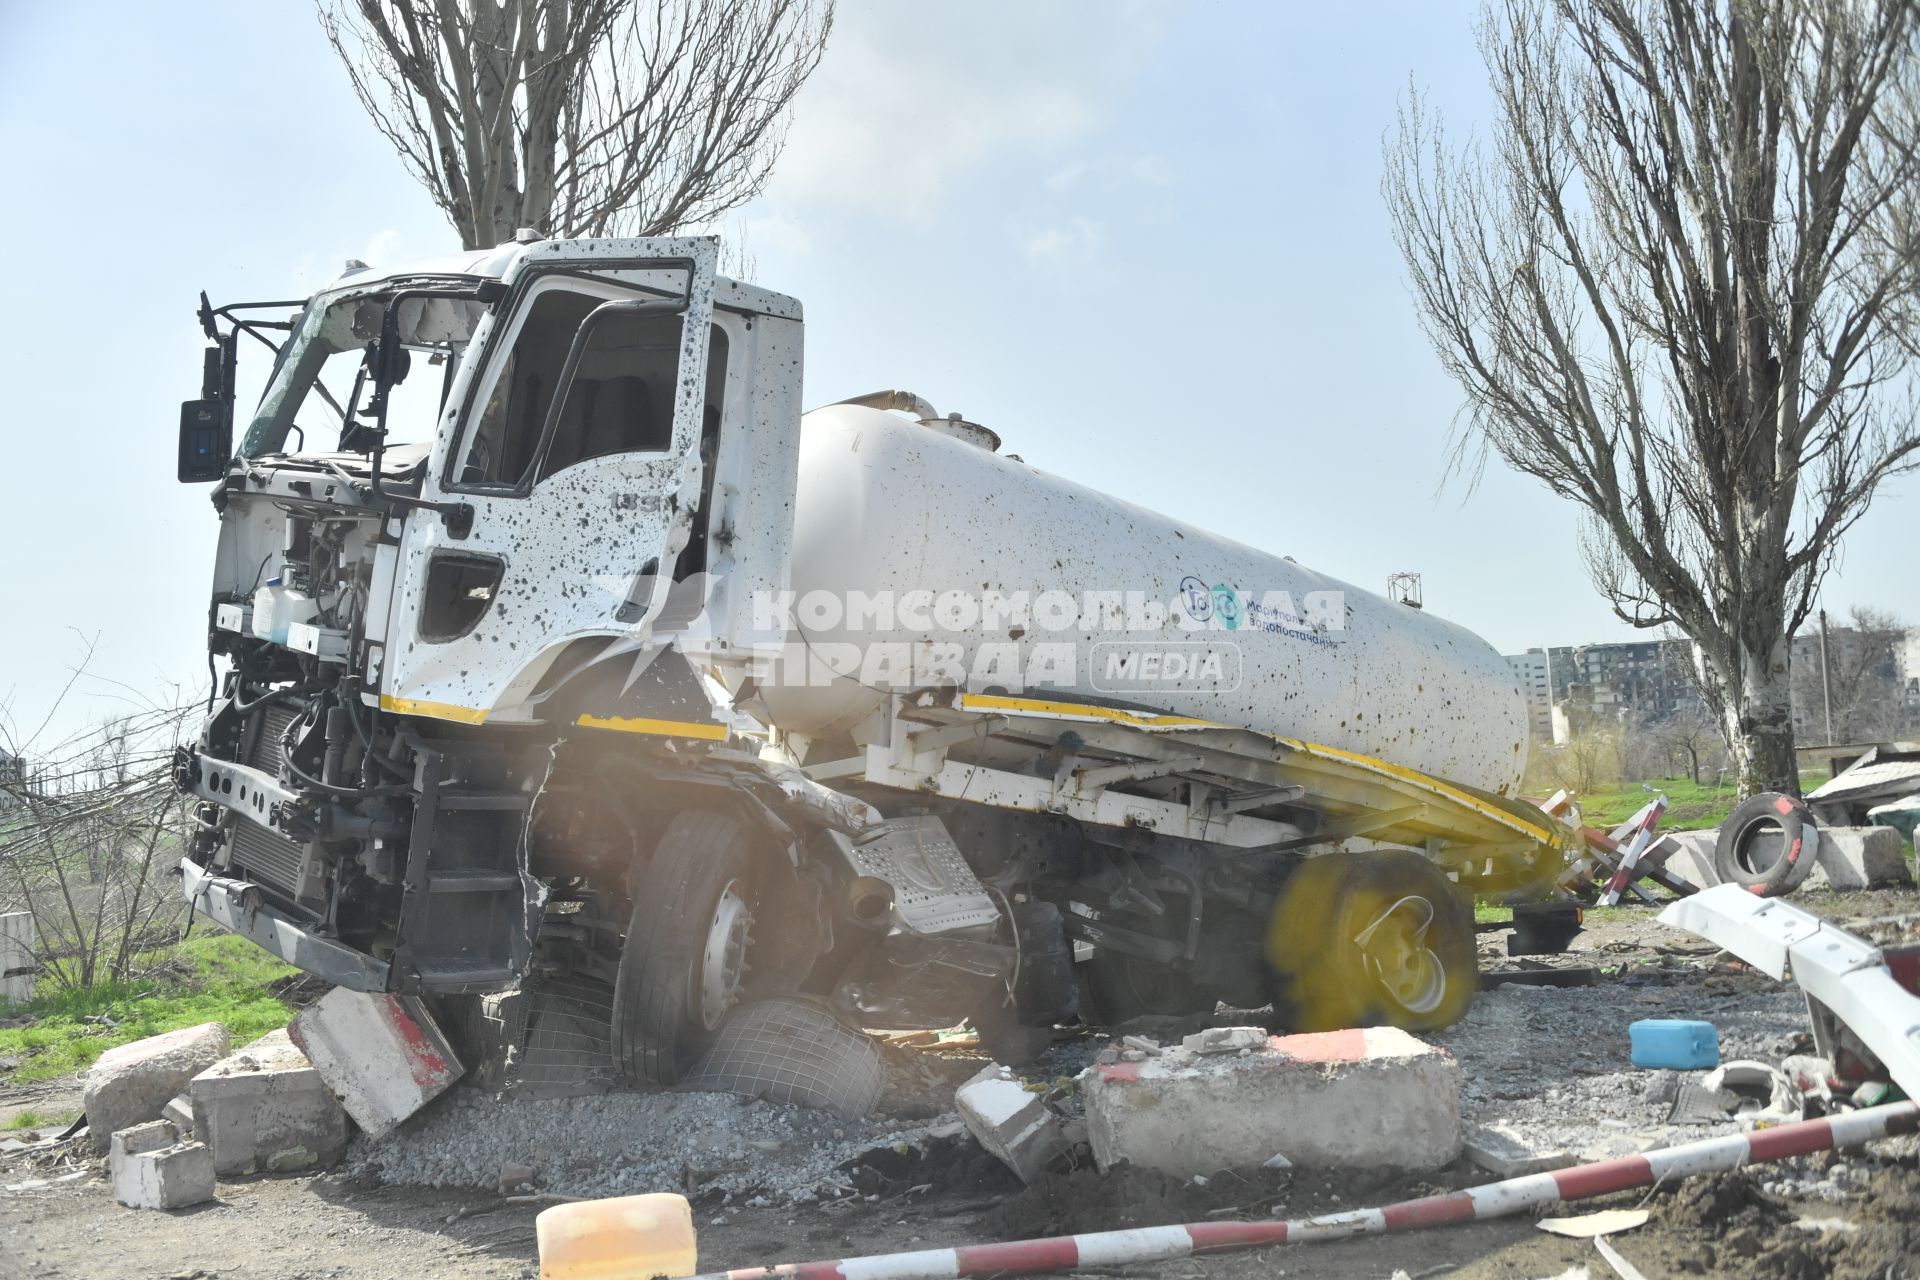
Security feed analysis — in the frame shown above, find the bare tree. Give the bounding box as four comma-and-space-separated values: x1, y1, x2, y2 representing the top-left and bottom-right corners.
320, 0, 834, 250
1386, 0, 1920, 795
1, 648, 196, 993
1648, 703, 1724, 784
1791, 605, 1910, 741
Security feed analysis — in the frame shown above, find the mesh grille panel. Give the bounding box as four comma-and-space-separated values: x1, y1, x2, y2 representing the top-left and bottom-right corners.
226, 703, 307, 896
229, 816, 305, 896
248, 705, 300, 772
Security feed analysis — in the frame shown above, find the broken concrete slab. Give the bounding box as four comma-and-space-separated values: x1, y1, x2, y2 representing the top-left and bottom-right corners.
109, 1119, 215, 1210
161, 1093, 193, 1137
1662, 830, 1722, 890
1464, 1123, 1576, 1177
1084, 1026, 1462, 1178
83, 1022, 230, 1153
288, 990, 462, 1141
189, 1028, 349, 1175
1807, 825, 1912, 890
1181, 1026, 1268, 1055
955, 1064, 1067, 1183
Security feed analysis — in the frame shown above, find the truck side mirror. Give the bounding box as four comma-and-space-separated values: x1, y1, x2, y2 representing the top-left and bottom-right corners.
179, 340, 234, 482
178, 397, 231, 483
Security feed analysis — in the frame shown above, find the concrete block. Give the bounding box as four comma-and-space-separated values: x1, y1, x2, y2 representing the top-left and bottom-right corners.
1181, 1026, 1269, 1055
109, 1119, 179, 1160
1661, 830, 1722, 889
1, 912, 35, 1005
1809, 825, 1913, 890
288, 990, 462, 1141
83, 1022, 230, 1153
189, 1028, 349, 1175
109, 1120, 215, 1210
955, 1064, 1067, 1183
1085, 1026, 1462, 1178
161, 1093, 194, 1137
1463, 1124, 1576, 1177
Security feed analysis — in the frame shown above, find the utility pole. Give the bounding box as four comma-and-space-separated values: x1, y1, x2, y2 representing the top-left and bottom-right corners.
1818, 608, 1835, 745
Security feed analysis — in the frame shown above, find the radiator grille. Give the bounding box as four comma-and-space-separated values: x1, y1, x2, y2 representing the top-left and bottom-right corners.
249, 705, 301, 772
230, 816, 307, 898
226, 703, 308, 899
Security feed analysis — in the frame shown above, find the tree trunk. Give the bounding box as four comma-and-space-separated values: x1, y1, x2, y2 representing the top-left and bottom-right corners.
1715, 634, 1799, 796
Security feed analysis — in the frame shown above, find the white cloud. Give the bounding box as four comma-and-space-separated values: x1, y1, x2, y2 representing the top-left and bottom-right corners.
1019, 216, 1105, 260
761, 2, 1167, 222
285, 227, 409, 294
739, 213, 816, 258
360, 228, 404, 266
1127, 154, 1171, 185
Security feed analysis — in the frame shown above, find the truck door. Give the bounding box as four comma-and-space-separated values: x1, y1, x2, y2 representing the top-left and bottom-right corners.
380, 239, 721, 725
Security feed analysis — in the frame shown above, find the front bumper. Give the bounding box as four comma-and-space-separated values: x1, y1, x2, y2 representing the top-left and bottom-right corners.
182, 857, 390, 992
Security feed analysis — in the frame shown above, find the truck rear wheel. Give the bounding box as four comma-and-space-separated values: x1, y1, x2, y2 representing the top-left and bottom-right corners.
613, 808, 772, 1085
1266, 852, 1475, 1033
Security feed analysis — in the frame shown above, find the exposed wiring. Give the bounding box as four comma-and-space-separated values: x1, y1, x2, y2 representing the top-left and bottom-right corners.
232, 678, 327, 715
278, 718, 411, 797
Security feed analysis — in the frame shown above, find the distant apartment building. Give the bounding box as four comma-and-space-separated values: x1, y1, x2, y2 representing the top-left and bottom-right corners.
1788, 624, 1920, 742
1509, 623, 1920, 750
1506, 639, 1702, 747
0, 753, 27, 810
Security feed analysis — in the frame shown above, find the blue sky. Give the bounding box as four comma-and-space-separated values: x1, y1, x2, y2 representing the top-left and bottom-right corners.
2, 0, 1914, 747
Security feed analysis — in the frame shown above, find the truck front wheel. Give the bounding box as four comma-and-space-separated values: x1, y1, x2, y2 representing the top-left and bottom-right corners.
1266, 852, 1475, 1034
1077, 949, 1211, 1025
613, 808, 773, 1085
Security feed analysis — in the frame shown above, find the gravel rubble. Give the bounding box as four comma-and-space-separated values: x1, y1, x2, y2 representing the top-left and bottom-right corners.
345, 1085, 960, 1204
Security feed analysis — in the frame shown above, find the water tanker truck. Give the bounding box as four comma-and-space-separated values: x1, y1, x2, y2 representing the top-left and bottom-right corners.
173, 235, 1568, 1079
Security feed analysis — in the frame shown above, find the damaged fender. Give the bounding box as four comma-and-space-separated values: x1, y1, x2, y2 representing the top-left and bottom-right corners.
1660, 884, 1920, 1099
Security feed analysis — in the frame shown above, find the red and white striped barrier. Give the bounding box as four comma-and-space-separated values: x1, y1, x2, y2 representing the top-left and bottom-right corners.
1597, 793, 1668, 906
693, 1102, 1918, 1280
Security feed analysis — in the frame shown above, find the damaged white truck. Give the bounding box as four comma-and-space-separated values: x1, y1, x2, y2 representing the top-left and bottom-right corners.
174, 235, 1567, 1083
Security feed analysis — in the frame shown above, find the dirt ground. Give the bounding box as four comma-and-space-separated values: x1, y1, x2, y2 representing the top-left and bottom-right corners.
4, 889, 1917, 1280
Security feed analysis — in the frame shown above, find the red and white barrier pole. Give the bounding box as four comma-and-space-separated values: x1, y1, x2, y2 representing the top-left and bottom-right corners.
1597, 793, 1668, 906
695, 1102, 1918, 1280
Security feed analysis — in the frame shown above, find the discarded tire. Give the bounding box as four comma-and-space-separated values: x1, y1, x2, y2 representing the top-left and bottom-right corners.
613, 808, 775, 1086
682, 996, 885, 1117
1266, 852, 1476, 1033
1714, 792, 1821, 897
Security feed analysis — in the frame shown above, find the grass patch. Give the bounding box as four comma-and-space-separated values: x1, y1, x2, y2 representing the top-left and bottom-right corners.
1474, 901, 1643, 925
1576, 777, 1740, 830
0, 933, 295, 1085
1574, 770, 1832, 831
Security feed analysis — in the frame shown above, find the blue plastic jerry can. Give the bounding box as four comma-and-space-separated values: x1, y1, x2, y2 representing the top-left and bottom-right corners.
1630, 1018, 1720, 1069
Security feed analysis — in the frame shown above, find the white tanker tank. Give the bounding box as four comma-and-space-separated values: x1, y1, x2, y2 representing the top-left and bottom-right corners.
756, 399, 1529, 797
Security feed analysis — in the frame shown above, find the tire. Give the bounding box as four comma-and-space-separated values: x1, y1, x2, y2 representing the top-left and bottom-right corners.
682, 996, 886, 1118
1077, 948, 1212, 1026
1714, 792, 1821, 897
1265, 852, 1476, 1034
612, 808, 774, 1085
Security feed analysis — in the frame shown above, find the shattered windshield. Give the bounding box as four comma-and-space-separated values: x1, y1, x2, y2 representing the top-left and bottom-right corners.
240, 288, 485, 458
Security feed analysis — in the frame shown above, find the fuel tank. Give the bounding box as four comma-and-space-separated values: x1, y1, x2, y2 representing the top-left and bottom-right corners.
755, 405, 1528, 796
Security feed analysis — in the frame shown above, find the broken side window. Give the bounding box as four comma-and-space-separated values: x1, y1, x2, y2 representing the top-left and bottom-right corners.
455, 284, 728, 490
